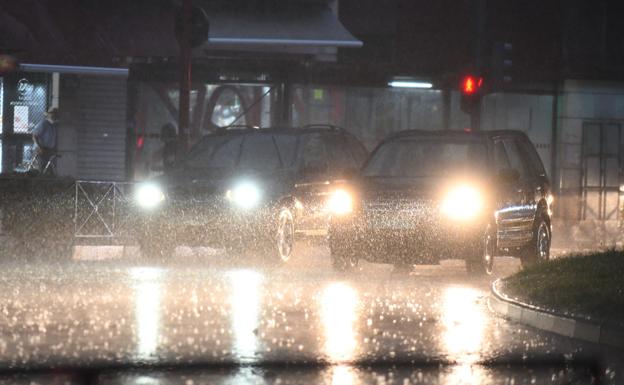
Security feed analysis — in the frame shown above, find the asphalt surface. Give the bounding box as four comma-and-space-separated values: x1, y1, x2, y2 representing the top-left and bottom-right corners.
0, 243, 621, 384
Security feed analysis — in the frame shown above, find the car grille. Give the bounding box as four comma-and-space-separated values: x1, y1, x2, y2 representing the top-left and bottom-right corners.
364, 198, 436, 213
363, 198, 438, 230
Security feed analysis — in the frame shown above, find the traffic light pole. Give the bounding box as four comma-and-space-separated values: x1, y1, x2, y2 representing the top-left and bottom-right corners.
472, 0, 486, 131
470, 104, 481, 133
177, 0, 192, 158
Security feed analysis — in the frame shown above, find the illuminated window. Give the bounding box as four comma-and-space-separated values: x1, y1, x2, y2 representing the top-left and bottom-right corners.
13, 105, 29, 134
211, 87, 246, 128
0, 75, 49, 174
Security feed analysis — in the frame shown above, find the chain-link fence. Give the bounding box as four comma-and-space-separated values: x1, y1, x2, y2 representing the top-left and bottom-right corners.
74, 181, 136, 239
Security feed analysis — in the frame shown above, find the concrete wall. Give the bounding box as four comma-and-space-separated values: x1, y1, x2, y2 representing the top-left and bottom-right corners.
557, 80, 624, 216
554, 80, 624, 248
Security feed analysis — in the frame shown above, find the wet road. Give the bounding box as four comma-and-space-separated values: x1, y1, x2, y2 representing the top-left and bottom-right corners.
0, 244, 621, 384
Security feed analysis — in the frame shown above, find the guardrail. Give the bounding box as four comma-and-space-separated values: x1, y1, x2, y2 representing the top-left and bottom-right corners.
74, 181, 135, 239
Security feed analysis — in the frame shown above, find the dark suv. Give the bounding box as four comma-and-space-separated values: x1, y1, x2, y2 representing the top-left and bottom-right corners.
327, 130, 552, 273
134, 125, 368, 261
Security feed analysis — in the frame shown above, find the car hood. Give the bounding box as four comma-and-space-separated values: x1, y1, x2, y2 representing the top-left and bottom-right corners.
148, 167, 292, 201
354, 176, 445, 201
352, 175, 492, 204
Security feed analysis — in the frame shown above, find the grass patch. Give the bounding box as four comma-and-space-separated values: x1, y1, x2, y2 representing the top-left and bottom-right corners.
502, 250, 624, 323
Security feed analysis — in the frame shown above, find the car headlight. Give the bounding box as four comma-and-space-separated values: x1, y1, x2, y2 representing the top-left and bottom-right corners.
440, 184, 483, 221
327, 189, 353, 215
226, 182, 261, 209
135, 183, 165, 209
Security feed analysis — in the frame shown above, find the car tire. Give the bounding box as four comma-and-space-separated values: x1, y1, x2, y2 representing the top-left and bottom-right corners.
520, 217, 550, 269
466, 223, 495, 275
274, 207, 295, 263
329, 237, 358, 271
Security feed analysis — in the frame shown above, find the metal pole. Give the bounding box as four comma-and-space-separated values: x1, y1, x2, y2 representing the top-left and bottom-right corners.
278, 82, 292, 126
473, 0, 486, 131
471, 104, 481, 132
178, 0, 192, 157
550, 82, 559, 190
475, 0, 486, 72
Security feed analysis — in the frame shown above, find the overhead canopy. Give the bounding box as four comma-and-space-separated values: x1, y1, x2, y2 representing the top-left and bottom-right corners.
0, 0, 361, 66
206, 6, 362, 48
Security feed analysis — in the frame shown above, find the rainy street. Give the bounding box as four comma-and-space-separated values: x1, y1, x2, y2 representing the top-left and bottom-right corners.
0, 244, 621, 383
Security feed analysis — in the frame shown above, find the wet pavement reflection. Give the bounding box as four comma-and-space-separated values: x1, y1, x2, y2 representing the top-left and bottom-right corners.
441, 287, 484, 364
0, 364, 599, 384
0, 244, 620, 384
131, 267, 163, 361
321, 282, 358, 362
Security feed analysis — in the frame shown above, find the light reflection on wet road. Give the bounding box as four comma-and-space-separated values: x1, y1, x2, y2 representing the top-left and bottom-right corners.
0, 244, 620, 384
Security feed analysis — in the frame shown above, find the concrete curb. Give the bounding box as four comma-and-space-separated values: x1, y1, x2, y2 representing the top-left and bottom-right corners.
488, 279, 624, 350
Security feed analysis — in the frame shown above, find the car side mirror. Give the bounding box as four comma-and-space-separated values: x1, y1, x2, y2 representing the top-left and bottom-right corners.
497, 168, 520, 183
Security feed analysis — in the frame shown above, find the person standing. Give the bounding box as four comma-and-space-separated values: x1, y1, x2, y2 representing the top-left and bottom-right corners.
32, 107, 59, 173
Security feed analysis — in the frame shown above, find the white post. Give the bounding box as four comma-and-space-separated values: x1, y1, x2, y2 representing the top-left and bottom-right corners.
51, 72, 60, 108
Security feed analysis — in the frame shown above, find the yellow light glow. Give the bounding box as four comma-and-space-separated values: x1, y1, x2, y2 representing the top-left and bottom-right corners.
442, 286, 484, 363
440, 184, 483, 220
321, 282, 358, 362
327, 189, 353, 215
135, 184, 165, 209
331, 365, 356, 385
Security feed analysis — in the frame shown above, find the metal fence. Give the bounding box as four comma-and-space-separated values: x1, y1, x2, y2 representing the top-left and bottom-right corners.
74, 181, 135, 239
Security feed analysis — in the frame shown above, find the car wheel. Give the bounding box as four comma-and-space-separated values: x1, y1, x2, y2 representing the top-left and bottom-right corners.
466, 223, 495, 275
521, 218, 550, 269
329, 238, 358, 271
275, 207, 295, 262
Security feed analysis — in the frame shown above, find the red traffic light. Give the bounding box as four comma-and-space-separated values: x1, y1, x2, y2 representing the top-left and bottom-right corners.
461, 76, 483, 95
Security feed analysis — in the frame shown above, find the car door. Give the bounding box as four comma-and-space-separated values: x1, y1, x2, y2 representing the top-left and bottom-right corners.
518, 136, 551, 214
493, 136, 535, 249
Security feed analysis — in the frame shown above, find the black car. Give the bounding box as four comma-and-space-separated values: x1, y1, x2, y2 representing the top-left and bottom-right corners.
134, 125, 368, 261
327, 129, 553, 273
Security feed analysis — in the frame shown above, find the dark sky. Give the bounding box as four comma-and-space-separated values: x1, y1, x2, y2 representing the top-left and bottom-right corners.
339, 0, 562, 82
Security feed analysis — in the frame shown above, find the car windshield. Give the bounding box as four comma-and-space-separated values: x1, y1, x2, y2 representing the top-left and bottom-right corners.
363, 138, 488, 178
184, 132, 298, 170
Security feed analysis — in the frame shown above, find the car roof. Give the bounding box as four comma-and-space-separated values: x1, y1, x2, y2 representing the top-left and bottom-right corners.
205, 124, 353, 137
385, 129, 530, 142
